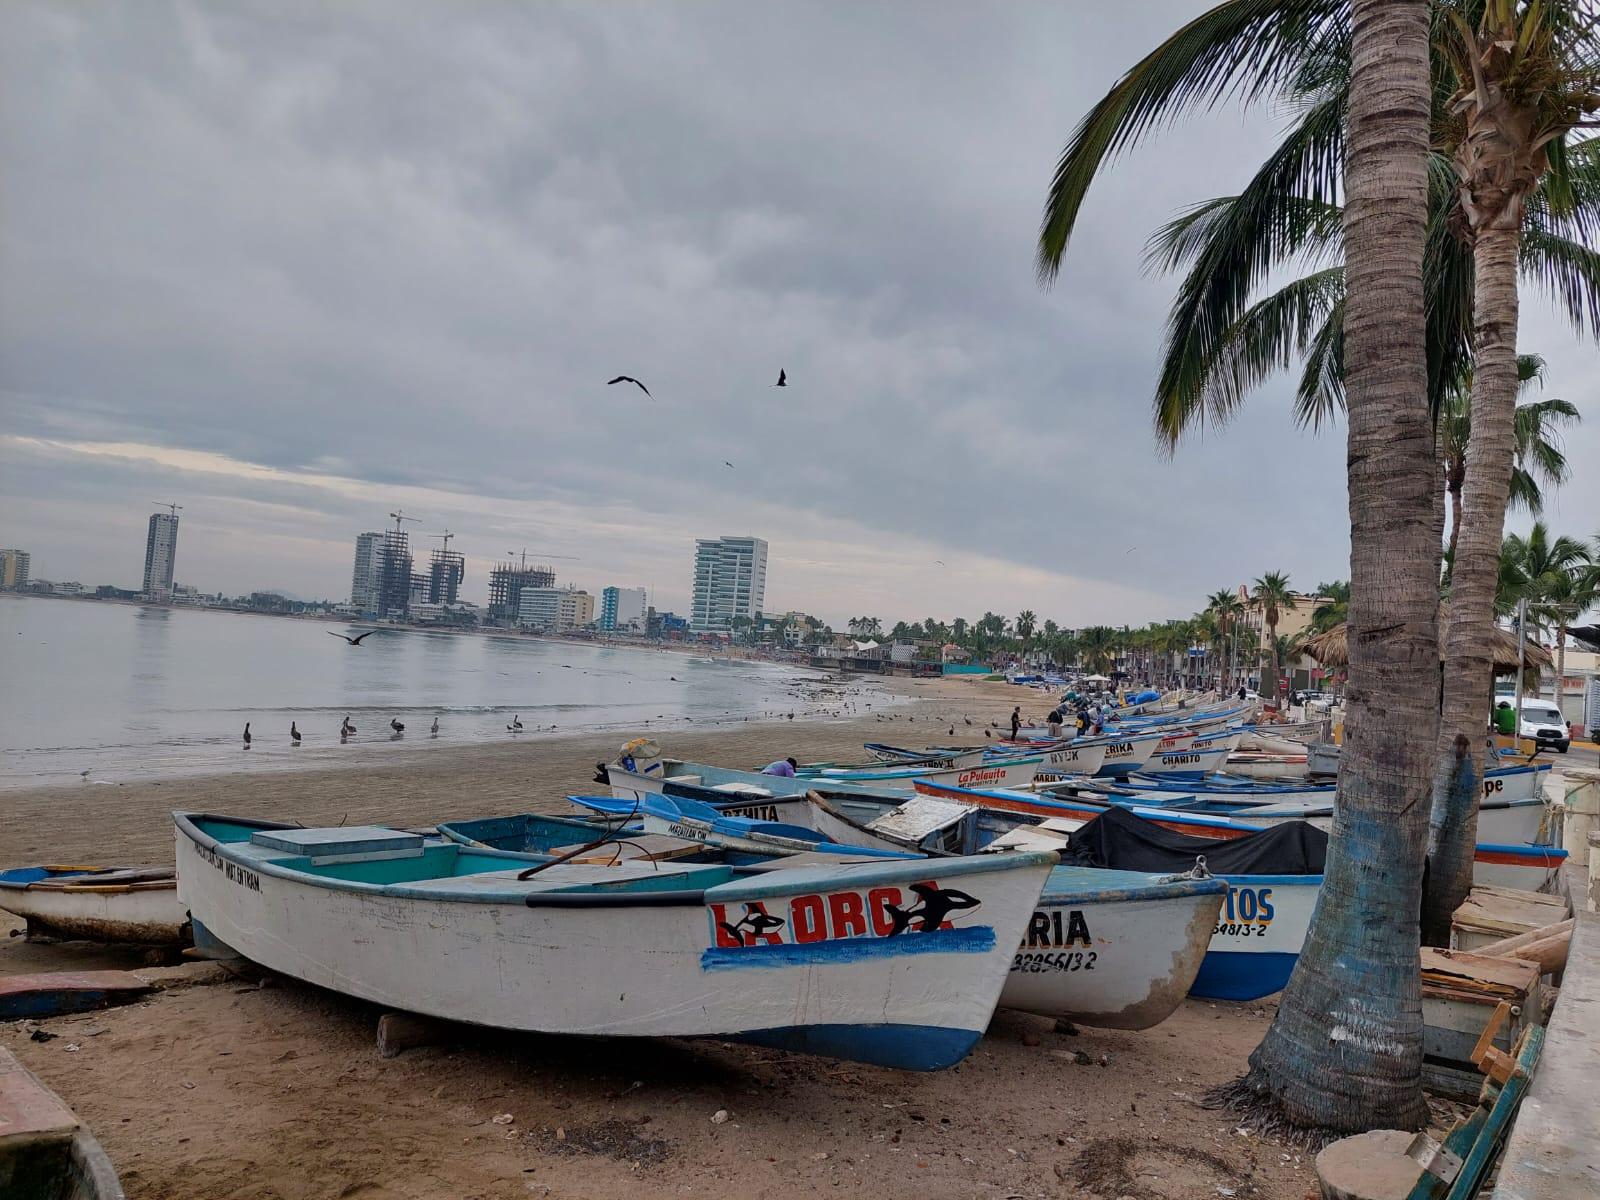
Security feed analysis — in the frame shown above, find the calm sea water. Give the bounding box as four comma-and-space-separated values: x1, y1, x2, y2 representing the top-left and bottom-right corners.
0, 596, 887, 789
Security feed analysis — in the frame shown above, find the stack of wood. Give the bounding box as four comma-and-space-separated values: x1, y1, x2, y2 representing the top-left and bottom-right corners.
1420, 885, 1574, 1101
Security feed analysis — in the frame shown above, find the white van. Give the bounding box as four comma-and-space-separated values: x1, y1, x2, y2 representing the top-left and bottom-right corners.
1497, 698, 1571, 753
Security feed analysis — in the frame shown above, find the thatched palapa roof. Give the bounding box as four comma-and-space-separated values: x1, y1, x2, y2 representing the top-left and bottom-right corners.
1300, 620, 1552, 679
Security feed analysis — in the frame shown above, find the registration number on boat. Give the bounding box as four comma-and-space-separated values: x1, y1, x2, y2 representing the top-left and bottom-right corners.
1010, 949, 1097, 973
1213, 885, 1274, 936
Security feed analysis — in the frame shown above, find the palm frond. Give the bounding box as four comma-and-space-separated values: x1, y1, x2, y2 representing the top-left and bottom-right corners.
1294, 297, 1346, 429
1155, 266, 1345, 445
1520, 225, 1600, 338
1038, 0, 1346, 283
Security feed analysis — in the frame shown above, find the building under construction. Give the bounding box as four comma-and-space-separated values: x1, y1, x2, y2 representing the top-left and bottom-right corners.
429, 547, 465, 605
377, 529, 414, 618
488, 560, 556, 625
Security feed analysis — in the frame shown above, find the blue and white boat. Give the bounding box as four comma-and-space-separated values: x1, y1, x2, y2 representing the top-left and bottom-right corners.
174, 812, 1055, 1071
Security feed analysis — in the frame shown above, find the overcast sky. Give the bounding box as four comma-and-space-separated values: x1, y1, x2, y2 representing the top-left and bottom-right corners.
3, 2, 1594, 627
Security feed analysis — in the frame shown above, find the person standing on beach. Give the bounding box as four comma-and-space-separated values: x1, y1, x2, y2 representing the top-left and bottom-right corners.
1010, 707, 1021, 740
1046, 706, 1066, 738
762, 757, 799, 777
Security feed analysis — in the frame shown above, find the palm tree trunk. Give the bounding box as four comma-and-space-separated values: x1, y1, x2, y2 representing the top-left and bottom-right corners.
1226, 0, 1437, 1132
1423, 221, 1523, 943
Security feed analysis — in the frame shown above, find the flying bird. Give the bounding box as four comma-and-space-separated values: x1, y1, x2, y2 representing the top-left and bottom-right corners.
774, 369, 787, 387
328, 629, 382, 645
607, 375, 652, 398
723, 461, 734, 469
1125, 547, 1137, 555
933, 560, 946, 566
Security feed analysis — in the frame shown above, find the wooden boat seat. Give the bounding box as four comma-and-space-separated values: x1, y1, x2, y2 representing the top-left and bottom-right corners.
865, 798, 971, 841
0, 1047, 79, 1149
405, 862, 726, 897
250, 827, 423, 863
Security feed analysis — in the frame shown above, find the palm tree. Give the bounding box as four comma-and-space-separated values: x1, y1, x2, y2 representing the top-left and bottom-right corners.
1076, 625, 1117, 675
1015, 610, 1038, 648
1439, 356, 1580, 562
1039, 0, 1441, 1132
1310, 580, 1350, 632
1206, 588, 1246, 689
1251, 572, 1296, 702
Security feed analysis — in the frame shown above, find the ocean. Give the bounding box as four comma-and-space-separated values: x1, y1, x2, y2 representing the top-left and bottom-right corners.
0, 595, 888, 789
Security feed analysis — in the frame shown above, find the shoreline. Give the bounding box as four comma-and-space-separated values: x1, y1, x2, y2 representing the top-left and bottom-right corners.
0, 674, 1036, 865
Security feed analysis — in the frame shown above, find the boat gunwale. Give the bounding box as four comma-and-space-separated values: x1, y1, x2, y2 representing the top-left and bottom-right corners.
173, 811, 1058, 907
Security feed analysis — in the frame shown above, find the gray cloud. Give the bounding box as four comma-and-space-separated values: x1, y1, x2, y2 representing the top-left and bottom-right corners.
3, 2, 1593, 624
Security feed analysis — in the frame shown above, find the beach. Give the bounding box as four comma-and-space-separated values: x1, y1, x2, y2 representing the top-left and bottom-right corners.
1, 675, 1337, 1200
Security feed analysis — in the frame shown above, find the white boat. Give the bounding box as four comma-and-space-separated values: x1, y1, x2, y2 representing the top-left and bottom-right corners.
1136, 744, 1234, 778
606, 754, 1041, 804
1222, 751, 1310, 780
1239, 721, 1324, 749
1025, 739, 1109, 778
1000, 865, 1224, 1028
174, 812, 1056, 1071
0, 865, 189, 945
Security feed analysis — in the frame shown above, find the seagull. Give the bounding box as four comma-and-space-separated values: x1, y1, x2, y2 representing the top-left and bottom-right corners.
329, 629, 382, 645
390, 718, 405, 734
934, 560, 946, 566
243, 722, 252, 748
1125, 547, 1137, 555
607, 375, 652, 398
774, 369, 787, 387
430, 716, 439, 736
290, 722, 301, 745
508, 715, 523, 732
723, 461, 734, 469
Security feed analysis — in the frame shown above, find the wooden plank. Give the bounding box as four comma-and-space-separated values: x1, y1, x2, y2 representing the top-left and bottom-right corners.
0, 1046, 79, 1148
1421, 948, 1541, 997
0, 970, 154, 1020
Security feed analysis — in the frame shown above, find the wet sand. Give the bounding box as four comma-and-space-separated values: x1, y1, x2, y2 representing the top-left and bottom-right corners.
0, 674, 1331, 1200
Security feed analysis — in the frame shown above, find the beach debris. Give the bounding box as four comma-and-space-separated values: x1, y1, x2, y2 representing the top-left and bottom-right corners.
710, 1109, 730, 1125
1054, 1019, 1080, 1036
28, 1028, 57, 1043
493, 1113, 515, 1125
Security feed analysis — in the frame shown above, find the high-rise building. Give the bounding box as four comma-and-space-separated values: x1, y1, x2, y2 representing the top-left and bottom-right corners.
376, 529, 413, 618
428, 547, 465, 605
599, 586, 648, 632
142, 511, 180, 600
0, 549, 30, 591
488, 560, 557, 625
350, 532, 383, 615
517, 586, 595, 631
690, 536, 768, 632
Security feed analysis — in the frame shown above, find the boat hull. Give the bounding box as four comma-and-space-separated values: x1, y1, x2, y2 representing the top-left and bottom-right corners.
174, 814, 1054, 1071
1000, 869, 1224, 1028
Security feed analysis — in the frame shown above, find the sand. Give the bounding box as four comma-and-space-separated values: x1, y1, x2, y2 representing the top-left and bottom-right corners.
0, 675, 1326, 1200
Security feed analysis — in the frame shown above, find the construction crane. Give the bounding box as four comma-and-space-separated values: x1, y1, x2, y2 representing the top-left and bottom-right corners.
389, 509, 421, 534
507, 547, 580, 567
429, 530, 456, 551
153, 502, 183, 518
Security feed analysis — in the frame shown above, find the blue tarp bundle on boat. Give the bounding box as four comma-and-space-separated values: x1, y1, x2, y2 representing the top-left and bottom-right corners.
1059, 806, 1326, 876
